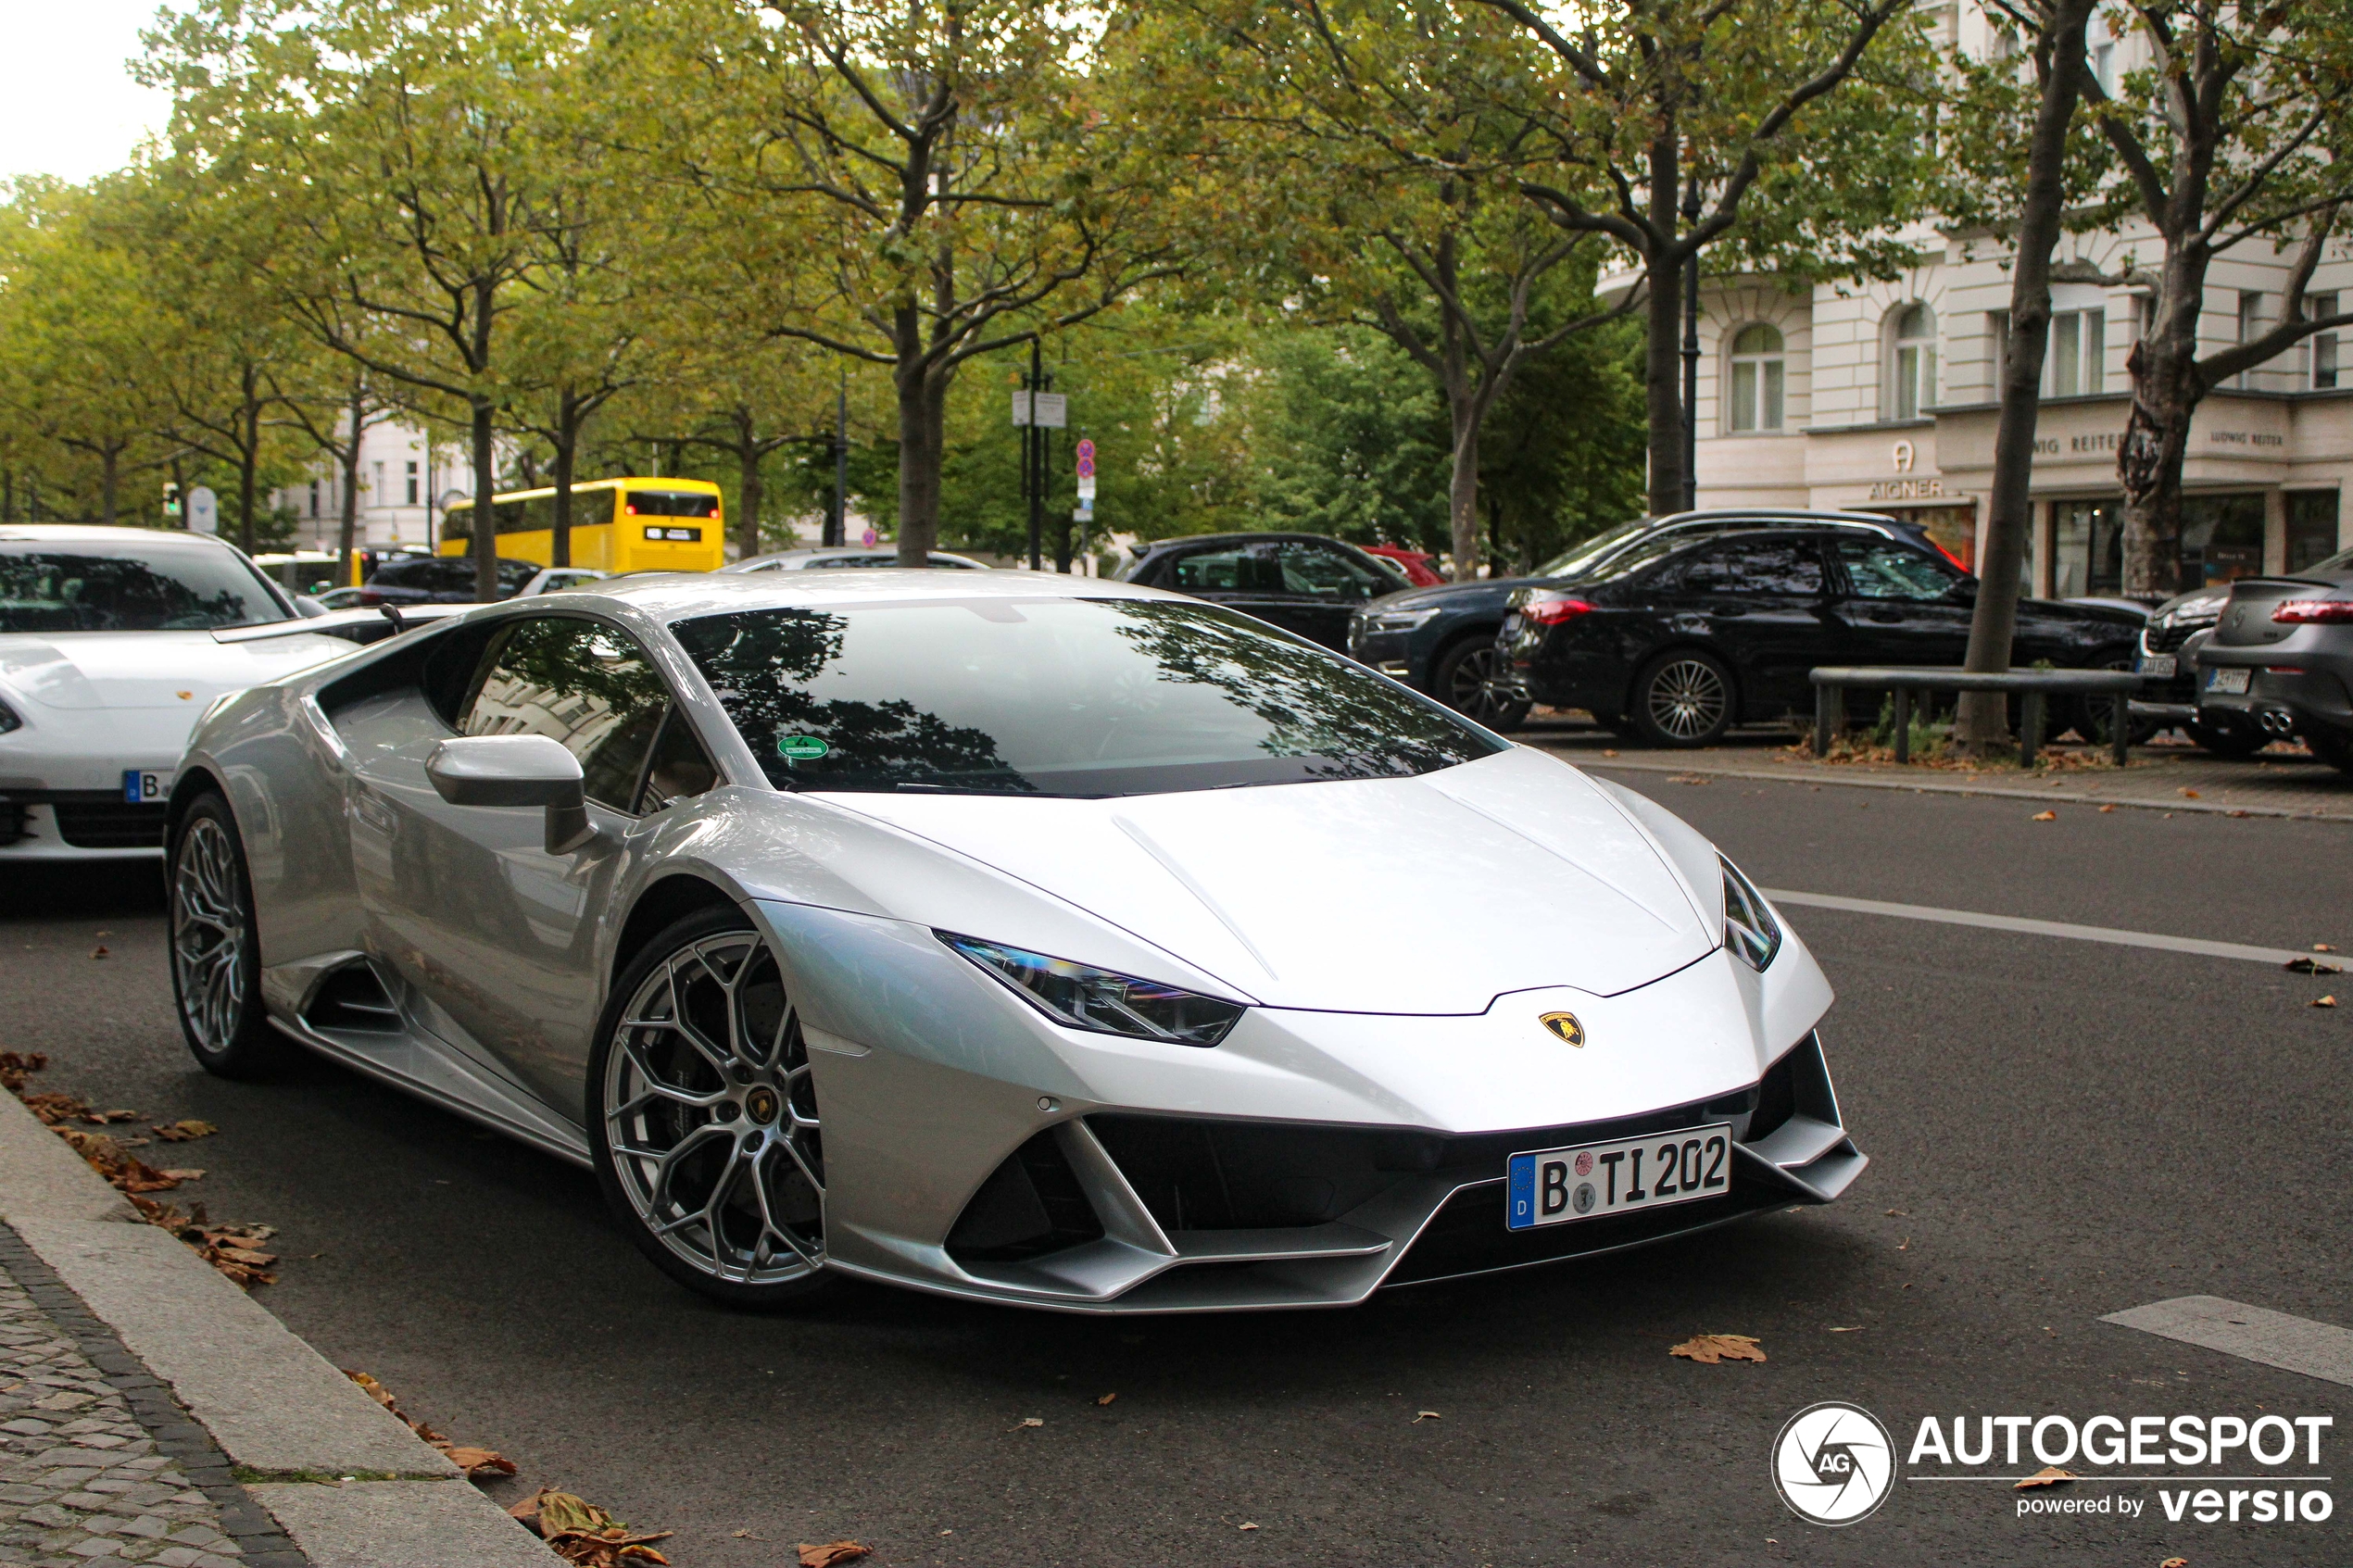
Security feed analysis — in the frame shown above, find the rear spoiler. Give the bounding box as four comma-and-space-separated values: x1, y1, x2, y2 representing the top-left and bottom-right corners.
211, 603, 480, 646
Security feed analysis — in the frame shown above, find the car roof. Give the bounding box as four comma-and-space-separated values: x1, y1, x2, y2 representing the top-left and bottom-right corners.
0, 524, 252, 552
554, 567, 1162, 620
1135, 532, 1375, 553
729, 546, 988, 570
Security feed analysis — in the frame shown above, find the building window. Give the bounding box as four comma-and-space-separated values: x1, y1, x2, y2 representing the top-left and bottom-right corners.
405, 460, 420, 506
2309, 292, 2339, 390
1727, 324, 1785, 433
2182, 493, 2267, 589
2050, 500, 2124, 597
1886, 303, 1937, 420
371, 461, 385, 505
2287, 492, 2340, 571
308, 482, 320, 519
2049, 308, 2105, 397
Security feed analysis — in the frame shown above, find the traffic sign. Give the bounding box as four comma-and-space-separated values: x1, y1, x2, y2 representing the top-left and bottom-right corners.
186, 487, 219, 534
861, 526, 877, 547
1012, 392, 1069, 429
1076, 475, 1097, 501
1075, 439, 1095, 479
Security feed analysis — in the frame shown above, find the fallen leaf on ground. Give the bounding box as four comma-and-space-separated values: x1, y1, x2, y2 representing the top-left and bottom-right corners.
511, 1489, 673, 1566
2285, 958, 2343, 974
2015, 1467, 2078, 1489
2179, 788, 2201, 799
797, 1541, 870, 1567
2313, 996, 2338, 1009
2160, 1558, 2188, 1567
58, 1130, 182, 1193
2032, 810, 2057, 822
1013, 1417, 1044, 1429
1827, 1325, 1864, 1333
0, 1051, 48, 1091
2099, 804, 2115, 813
158, 1168, 205, 1182
152, 1120, 218, 1142
1884, 1209, 1908, 1217
345, 1371, 514, 1477
1670, 1334, 1767, 1364
2318, 944, 2338, 953
1667, 773, 1708, 785
1096, 1392, 1116, 1406
1601, 748, 1618, 758
1897, 1236, 1911, 1250
1239, 1521, 1260, 1530
89, 946, 108, 960
1413, 1410, 1441, 1422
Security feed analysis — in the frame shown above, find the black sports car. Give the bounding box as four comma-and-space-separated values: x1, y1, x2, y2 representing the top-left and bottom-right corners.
1498, 522, 2145, 746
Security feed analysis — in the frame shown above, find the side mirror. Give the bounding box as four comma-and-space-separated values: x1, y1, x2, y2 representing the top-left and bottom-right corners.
425, 735, 596, 854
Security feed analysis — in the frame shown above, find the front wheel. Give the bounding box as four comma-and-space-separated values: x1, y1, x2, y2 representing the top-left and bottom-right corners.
1629, 650, 1736, 747
1431, 636, 1530, 732
168, 794, 285, 1078
589, 908, 833, 1309
2307, 726, 2353, 778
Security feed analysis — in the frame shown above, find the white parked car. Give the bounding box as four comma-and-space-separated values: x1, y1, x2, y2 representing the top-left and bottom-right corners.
0, 525, 356, 859
724, 546, 991, 571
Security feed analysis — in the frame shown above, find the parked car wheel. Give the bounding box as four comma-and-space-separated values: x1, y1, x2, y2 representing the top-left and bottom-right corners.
2306, 727, 2353, 778
589, 908, 834, 1310
2185, 717, 2267, 760
1630, 650, 1735, 747
2063, 648, 2163, 748
1432, 636, 1530, 732
168, 794, 286, 1078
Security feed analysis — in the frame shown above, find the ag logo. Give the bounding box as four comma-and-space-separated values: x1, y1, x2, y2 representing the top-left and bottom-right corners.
1771, 1402, 1895, 1525
1538, 1011, 1584, 1047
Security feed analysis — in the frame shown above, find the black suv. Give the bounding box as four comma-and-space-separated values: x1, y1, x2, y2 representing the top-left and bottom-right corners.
358, 554, 539, 606
1121, 533, 1409, 652
1499, 522, 2145, 746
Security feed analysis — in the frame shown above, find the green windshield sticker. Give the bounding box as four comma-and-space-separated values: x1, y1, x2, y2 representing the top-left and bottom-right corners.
777, 734, 830, 762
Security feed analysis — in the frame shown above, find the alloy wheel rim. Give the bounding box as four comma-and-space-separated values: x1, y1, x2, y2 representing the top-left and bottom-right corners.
604, 932, 824, 1285
171, 817, 248, 1054
1449, 646, 1517, 721
1648, 659, 1727, 740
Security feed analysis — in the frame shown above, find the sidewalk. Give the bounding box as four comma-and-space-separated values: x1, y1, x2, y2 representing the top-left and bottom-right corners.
1518, 718, 2353, 822
0, 1091, 559, 1568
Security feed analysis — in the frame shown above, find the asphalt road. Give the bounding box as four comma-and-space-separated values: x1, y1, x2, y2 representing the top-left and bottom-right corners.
6, 774, 2351, 1567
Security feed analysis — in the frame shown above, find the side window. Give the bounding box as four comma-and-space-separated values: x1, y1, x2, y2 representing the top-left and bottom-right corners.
1277, 542, 1390, 601
1835, 538, 1959, 600
1170, 547, 1259, 592
637, 709, 720, 814
459, 618, 673, 812
1670, 541, 1825, 596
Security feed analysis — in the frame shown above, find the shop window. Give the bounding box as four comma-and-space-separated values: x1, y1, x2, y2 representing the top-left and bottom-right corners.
1885, 303, 1938, 420
2287, 492, 2341, 573
2050, 500, 2123, 598
1727, 324, 1785, 433
2181, 493, 2266, 589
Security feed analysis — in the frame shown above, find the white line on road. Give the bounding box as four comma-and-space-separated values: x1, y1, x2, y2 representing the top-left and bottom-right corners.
2103, 1296, 2353, 1388
1760, 889, 2322, 967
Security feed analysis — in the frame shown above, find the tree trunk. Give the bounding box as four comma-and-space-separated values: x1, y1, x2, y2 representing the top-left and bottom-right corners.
1955, 0, 2096, 755
2119, 248, 2208, 596
471, 397, 499, 600
237, 390, 261, 557
551, 392, 577, 571
895, 348, 947, 566
735, 409, 762, 561
100, 448, 120, 527
337, 387, 364, 589
1447, 395, 1481, 583
1643, 246, 1687, 519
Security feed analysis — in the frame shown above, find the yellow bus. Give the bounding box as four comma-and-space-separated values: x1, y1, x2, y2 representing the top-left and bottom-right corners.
438, 478, 725, 574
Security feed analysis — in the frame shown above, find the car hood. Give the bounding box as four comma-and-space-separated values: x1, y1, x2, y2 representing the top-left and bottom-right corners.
824, 746, 1718, 1014
0, 630, 354, 710
1365, 576, 1556, 615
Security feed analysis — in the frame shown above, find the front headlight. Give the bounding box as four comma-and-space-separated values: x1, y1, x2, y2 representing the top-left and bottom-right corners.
1363, 607, 1442, 634
1720, 857, 1780, 971
938, 933, 1246, 1047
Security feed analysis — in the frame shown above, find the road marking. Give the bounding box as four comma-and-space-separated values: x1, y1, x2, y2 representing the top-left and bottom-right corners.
2102, 1297, 2353, 1387
1760, 889, 2318, 967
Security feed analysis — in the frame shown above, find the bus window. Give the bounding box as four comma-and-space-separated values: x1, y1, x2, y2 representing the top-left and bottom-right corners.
627, 490, 721, 519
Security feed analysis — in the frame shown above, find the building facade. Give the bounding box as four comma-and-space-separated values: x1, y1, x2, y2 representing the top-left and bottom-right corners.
271, 418, 455, 555
1682, 7, 2347, 596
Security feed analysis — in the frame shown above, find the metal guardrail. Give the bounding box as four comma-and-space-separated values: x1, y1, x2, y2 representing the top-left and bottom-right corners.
1809, 666, 2142, 768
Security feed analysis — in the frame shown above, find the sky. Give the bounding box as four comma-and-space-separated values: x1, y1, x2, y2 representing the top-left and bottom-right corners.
0, 0, 179, 184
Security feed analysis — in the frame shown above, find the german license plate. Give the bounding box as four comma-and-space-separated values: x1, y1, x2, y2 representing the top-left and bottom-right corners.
2206, 666, 2250, 694
1506, 1123, 1732, 1231
1501, 612, 1522, 637
122, 769, 173, 804
2139, 654, 2176, 679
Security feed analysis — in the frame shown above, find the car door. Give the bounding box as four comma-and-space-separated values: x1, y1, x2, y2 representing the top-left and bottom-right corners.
1267, 540, 1395, 650
1160, 542, 1319, 642
1658, 536, 1837, 712
1826, 536, 1973, 667
345, 613, 709, 1108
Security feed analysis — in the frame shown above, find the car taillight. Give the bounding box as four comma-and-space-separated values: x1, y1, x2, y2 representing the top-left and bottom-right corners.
356, 590, 381, 604
2272, 600, 2353, 623
1521, 596, 1594, 626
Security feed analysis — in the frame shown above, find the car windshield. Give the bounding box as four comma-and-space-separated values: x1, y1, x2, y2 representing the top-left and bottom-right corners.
1531, 517, 1654, 579
0, 544, 287, 633
672, 596, 1504, 797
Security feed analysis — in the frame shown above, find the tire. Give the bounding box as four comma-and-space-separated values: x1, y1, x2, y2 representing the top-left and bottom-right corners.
2187, 718, 2267, 760
1629, 649, 1736, 747
1430, 635, 1530, 732
168, 793, 287, 1079
2061, 648, 2161, 748
2307, 726, 2353, 778
588, 907, 833, 1309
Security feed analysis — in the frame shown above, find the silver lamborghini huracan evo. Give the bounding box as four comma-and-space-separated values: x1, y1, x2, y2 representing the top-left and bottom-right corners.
165, 569, 1863, 1311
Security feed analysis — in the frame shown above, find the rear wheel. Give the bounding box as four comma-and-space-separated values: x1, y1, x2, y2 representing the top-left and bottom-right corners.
1629, 650, 1735, 747
2307, 726, 2353, 778
590, 908, 833, 1309
2061, 648, 2161, 748
168, 794, 285, 1079
1431, 636, 1530, 732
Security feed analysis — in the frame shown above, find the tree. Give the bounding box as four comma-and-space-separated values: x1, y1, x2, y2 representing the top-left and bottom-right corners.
2082, 4, 2353, 595
1944, 0, 2106, 753
634, 0, 1182, 565
279, 373, 393, 582
1477, 0, 1933, 515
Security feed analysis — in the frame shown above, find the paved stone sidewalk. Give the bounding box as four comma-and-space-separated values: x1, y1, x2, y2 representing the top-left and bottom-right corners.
0, 1237, 300, 1568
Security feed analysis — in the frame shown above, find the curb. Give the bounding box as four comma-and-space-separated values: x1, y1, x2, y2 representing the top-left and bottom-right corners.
1551, 749, 2353, 821
0, 1089, 560, 1567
